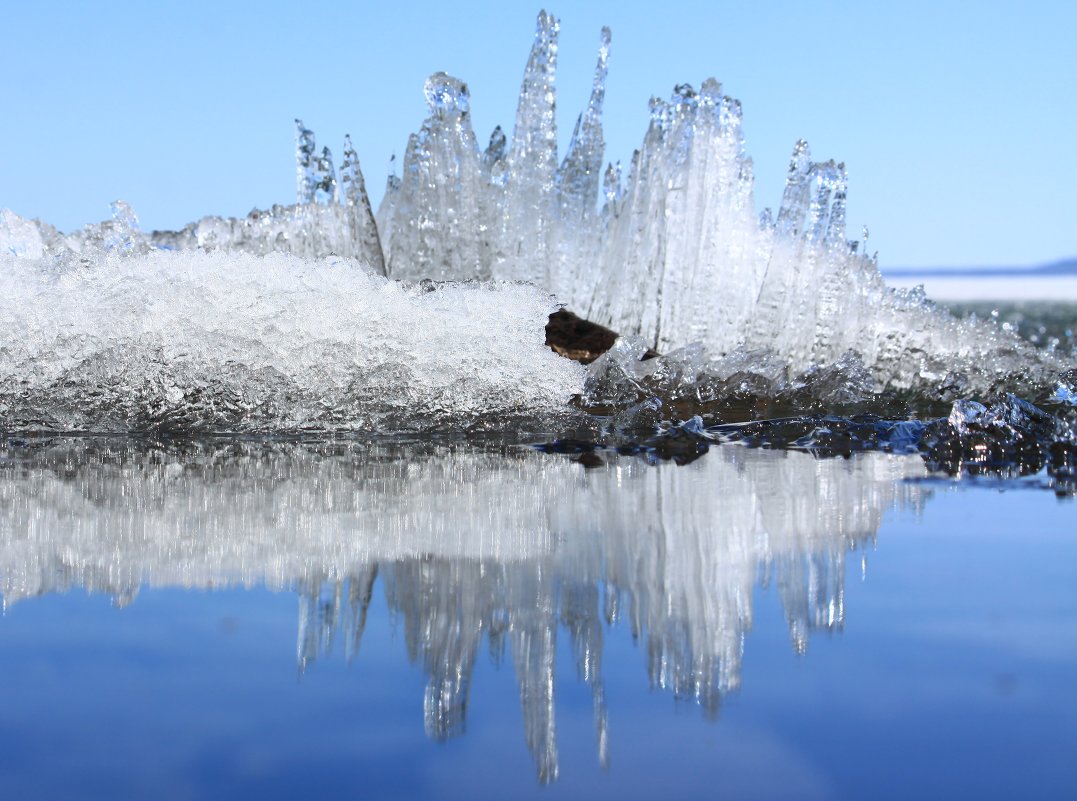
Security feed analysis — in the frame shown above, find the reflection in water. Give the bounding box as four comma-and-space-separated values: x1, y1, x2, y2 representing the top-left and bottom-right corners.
0, 438, 929, 782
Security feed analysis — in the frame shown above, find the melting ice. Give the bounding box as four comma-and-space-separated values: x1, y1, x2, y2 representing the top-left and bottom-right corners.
1, 9, 1071, 433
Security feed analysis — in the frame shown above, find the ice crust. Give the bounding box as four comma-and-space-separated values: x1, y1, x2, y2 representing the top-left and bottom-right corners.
0, 440, 928, 781
2, 10, 1071, 431
0, 248, 585, 432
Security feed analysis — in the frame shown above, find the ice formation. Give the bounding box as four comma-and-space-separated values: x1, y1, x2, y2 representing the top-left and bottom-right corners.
0, 248, 584, 432
0, 439, 928, 781
365, 11, 1065, 392
150, 121, 387, 269
1, 9, 1071, 434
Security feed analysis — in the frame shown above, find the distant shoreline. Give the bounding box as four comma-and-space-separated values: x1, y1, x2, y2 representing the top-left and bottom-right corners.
882, 258, 1076, 279
882, 273, 1077, 302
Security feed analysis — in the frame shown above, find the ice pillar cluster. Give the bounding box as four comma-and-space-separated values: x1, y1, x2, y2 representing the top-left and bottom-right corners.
366, 10, 1057, 390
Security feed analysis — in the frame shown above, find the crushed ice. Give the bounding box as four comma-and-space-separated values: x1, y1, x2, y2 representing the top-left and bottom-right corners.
0, 249, 585, 432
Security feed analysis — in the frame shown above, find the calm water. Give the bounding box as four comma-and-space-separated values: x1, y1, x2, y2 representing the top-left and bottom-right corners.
0, 438, 1074, 800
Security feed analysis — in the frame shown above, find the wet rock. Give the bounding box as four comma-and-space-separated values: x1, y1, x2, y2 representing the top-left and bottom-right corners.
545, 309, 658, 364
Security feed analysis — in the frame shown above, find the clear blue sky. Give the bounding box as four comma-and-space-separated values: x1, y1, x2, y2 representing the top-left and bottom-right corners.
2, 0, 1074, 268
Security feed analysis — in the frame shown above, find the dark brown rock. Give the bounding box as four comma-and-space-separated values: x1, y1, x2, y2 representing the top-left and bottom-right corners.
545, 309, 658, 364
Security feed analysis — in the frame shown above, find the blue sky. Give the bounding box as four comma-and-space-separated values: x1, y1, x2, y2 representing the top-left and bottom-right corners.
2, 0, 1074, 268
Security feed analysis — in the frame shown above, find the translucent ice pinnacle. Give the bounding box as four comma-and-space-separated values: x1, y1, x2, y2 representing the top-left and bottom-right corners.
138, 121, 386, 271
381, 73, 489, 281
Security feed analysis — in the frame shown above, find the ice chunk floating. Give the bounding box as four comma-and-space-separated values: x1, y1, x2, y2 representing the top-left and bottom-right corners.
1, 10, 1070, 433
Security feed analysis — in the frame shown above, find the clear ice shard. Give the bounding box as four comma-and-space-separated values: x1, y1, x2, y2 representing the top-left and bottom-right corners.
493, 10, 562, 289
106, 120, 388, 271
553, 26, 610, 309
0, 208, 47, 258
339, 134, 387, 276
380, 73, 490, 281
296, 119, 339, 205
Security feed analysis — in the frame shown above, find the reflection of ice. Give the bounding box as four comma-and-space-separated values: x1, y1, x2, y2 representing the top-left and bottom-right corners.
0, 439, 928, 781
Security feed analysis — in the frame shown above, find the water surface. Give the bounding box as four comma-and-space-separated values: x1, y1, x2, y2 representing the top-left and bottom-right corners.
0, 438, 1073, 799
